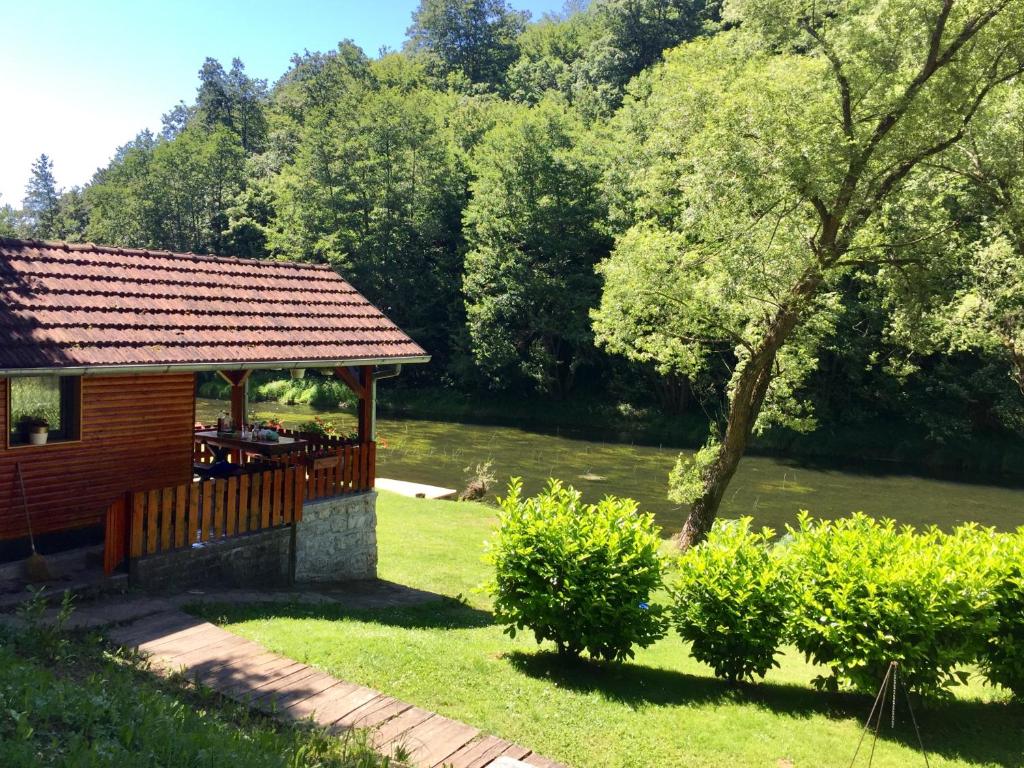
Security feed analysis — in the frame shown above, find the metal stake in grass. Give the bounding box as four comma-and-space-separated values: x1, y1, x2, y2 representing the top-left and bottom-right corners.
847, 661, 930, 768
16, 462, 52, 582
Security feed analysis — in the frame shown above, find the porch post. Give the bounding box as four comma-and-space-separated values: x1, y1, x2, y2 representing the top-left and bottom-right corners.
217, 370, 251, 428
217, 370, 251, 463
357, 365, 373, 444
230, 378, 247, 429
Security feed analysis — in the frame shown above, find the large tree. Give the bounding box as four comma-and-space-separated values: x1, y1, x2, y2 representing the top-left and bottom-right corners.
0, 196, 19, 237
406, 0, 528, 88
87, 126, 245, 253
920, 83, 1024, 392
196, 58, 269, 152
463, 97, 610, 396
593, 0, 1024, 547
22, 154, 61, 238
268, 84, 468, 363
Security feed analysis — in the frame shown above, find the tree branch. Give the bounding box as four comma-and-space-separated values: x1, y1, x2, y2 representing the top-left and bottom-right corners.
803, 22, 854, 140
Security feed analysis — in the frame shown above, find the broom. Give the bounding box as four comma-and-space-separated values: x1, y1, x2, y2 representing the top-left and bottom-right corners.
15, 462, 52, 582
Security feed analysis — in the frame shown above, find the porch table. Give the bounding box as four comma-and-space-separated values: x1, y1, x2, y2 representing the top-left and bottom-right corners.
194, 430, 310, 462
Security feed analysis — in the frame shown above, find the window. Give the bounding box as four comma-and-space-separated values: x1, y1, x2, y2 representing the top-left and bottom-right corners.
7, 376, 81, 446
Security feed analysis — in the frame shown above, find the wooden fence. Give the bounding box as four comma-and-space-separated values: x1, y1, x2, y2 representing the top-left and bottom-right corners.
129, 465, 305, 560
104, 442, 376, 573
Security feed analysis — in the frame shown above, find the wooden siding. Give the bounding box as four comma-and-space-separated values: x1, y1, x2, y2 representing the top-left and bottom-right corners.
1, 373, 195, 541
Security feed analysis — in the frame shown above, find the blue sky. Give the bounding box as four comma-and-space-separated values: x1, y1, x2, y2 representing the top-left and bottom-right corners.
0, 0, 568, 207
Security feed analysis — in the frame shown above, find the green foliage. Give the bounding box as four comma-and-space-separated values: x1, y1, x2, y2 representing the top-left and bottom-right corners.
86, 125, 246, 253
485, 478, 667, 661
406, 0, 528, 88
463, 97, 610, 396
9, 376, 61, 433
253, 376, 356, 410
667, 438, 720, 505
196, 57, 269, 153
979, 530, 1024, 700
783, 513, 1001, 698
670, 518, 789, 681
267, 81, 467, 362
0, 612, 387, 767
594, 3, 1024, 536
22, 154, 60, 238
13, 4, 1024, 473
295, 416, 356, 440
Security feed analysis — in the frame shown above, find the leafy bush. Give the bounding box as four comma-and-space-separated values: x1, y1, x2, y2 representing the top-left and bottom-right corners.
196, 377, 230, 399
485, 479, 667, 661
254, 376, 356, 409
783, 513, 999, 698
670, 518, 789, 682
979, 529, 1024, 700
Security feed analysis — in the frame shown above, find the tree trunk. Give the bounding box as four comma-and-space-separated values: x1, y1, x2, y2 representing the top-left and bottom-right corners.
676, 271, 822, 549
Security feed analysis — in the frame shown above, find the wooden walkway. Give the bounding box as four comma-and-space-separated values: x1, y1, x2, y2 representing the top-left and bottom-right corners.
107, 609, 564, 768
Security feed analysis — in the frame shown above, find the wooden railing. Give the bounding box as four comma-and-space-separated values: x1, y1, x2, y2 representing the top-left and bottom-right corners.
304, 442, 376, 500
104, 443, 376, 573
129, 465, 305, 560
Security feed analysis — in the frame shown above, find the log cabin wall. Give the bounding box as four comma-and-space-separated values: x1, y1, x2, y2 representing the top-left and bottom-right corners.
0, 373, 195, 540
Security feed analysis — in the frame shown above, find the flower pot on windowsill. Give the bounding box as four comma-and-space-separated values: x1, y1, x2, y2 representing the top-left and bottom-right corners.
22, 419, 50, 445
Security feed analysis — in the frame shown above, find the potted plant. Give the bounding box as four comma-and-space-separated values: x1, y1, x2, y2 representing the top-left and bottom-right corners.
21, 414, 50, 445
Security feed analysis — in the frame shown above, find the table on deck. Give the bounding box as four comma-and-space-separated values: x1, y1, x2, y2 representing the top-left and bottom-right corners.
194, 430, 310, 462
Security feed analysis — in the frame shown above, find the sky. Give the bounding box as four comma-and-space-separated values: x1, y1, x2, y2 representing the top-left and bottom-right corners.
0, 0, 568, 207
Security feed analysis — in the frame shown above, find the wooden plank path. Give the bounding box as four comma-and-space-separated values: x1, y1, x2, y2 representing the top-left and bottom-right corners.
107, 609, 565, 768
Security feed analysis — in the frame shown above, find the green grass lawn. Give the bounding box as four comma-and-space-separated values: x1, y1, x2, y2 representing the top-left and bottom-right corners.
191, 492, 1023, 768
0, 621, 385, 767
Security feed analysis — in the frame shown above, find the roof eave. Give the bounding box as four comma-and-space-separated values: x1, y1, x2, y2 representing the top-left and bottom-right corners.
0, 354, 431, 378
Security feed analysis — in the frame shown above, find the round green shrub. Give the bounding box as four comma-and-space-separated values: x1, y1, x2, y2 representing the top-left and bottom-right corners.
979, 529, 1024, 700
783, 513, 998, 698
670, 517, 789, 682
485, 479, 667, 662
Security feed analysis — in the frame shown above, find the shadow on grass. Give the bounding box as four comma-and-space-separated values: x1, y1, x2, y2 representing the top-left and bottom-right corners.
190, 595, 496, 632
506, 650, 1023, 768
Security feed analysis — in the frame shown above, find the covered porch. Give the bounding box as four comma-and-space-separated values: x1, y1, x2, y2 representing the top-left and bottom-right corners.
103, 364, 383, 577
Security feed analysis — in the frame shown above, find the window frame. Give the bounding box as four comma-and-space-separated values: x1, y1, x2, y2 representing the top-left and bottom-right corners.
5, 375, 83, 449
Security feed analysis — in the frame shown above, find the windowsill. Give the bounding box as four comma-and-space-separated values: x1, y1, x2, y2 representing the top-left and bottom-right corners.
5, 438, 82, 451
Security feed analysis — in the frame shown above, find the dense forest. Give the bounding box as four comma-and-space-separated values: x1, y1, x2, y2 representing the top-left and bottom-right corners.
4, 0, 1024, 520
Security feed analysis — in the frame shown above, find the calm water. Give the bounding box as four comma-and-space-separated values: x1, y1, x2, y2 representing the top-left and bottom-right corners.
198, 398, 1024, 536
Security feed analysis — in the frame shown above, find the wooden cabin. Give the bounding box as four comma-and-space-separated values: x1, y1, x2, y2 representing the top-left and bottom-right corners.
0, 238, 427, 577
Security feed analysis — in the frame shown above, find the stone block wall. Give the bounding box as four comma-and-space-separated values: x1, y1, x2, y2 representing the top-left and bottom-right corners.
294, 491, 377, 582
130, 527, 291, 592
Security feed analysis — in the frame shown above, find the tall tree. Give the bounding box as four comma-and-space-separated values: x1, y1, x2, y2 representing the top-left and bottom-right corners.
406, 0, 528, 88
53, 188, 89, 241
196, 58, 268, 152
87, 126, 245, 253
268, 85, 468, 363
593, 0, 1024, 547
0, 196, 19, 237
463, 97, 610, 396
22, 154, 61, 238
916, 83, 1024, 393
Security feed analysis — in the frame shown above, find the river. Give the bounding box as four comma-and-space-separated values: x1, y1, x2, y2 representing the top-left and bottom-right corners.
197, 398, 1024, 536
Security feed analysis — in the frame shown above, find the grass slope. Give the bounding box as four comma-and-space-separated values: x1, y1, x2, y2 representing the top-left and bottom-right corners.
192, 492, 1022, 768
0, 622, 385, 767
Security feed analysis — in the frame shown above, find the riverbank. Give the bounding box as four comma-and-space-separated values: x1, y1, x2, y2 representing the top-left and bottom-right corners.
378, 385, 1024, 480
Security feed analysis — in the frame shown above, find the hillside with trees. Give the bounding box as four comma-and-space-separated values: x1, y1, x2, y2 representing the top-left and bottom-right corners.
5, 0, 1024, 538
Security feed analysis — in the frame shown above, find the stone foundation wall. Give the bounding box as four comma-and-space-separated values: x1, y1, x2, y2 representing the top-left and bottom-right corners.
294, 491, 377, 582
130, 528, 291, 592
129, 491, 377, 590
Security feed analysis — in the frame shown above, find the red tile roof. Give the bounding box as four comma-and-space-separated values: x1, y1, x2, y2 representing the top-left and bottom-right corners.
0, 239, 428, 372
